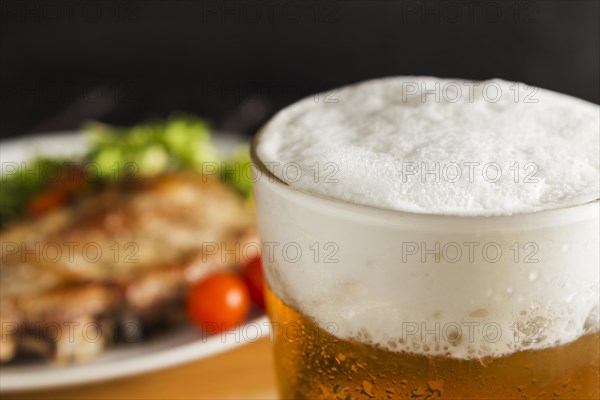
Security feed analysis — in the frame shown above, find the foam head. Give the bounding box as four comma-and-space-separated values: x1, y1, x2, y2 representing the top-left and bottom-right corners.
257, 77, 599, 216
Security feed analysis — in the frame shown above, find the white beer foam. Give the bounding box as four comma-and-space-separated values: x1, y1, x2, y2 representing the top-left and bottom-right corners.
255, 175, 599, 359
257, 77, 599, 216
253, 77, 600, 359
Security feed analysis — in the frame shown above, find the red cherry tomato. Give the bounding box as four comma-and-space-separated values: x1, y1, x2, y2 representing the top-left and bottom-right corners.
26, 189, 69, 216
242, 257, 265, 308
187, 272, 250, 333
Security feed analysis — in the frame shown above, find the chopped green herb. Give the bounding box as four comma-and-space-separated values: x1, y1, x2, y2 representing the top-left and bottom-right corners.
1, 114, 253, 228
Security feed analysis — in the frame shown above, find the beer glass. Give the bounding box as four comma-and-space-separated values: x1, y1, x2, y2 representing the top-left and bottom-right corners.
250, 140, 599, 399
251, 76, 600, 399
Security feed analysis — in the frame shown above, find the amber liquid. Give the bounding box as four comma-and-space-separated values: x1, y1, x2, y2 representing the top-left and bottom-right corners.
265, 286, 599, 399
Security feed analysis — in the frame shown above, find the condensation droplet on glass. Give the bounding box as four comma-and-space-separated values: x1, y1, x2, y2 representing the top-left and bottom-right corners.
528, 271, 538, 281
564, 294, 574, 303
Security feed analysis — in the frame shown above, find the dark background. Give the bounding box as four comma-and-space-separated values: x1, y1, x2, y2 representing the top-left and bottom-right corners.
1, 0, 598, 139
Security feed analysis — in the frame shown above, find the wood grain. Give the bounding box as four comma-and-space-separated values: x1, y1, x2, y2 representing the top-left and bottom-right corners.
4, 338, 278, 400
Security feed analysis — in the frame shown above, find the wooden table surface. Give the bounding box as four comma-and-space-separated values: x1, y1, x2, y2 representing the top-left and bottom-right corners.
4, 338, 278, 400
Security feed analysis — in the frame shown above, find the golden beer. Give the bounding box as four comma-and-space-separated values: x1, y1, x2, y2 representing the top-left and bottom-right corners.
266, 285, 600, 399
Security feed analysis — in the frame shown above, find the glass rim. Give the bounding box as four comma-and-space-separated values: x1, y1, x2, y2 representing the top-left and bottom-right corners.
250, 126, 600, 222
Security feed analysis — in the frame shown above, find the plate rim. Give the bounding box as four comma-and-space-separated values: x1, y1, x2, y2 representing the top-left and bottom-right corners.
0, 131, 267, 393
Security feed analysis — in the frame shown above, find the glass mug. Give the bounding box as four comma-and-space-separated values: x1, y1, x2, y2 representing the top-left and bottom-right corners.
250, 135, 599, 399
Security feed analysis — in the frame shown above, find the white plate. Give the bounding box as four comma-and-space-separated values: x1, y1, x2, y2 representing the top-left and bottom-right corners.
0, 132, 268, 393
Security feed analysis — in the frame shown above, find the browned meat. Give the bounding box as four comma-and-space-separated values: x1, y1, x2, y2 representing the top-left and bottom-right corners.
0, 171, 256, 363
0, 299, 22, 362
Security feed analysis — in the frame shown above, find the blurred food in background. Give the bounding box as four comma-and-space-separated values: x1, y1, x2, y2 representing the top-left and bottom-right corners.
0, 115, 262, 364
